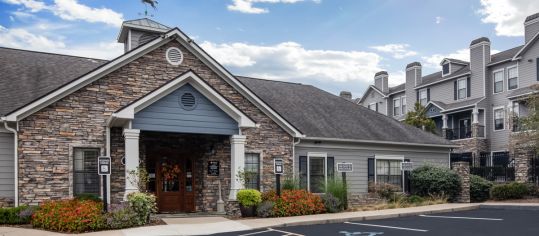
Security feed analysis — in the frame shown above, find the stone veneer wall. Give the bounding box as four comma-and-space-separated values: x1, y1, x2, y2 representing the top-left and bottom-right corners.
451, 161, 470, 203
16, 40, 293, 208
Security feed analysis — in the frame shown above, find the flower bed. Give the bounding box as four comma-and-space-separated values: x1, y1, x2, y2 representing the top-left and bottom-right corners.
259, 190, 325, 217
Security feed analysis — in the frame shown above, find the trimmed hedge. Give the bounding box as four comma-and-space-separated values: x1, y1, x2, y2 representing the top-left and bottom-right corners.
0, 205, 36, 224
470, 175, 493, 202
410, 165, 460, 201
490, 182, 529, 200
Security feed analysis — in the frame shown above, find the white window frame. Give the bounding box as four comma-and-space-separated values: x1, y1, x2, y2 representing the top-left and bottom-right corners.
457, 78, 467, 100
368, 102, 376, 111
512, 101, 520, 117
393, 98, 401, 116
401, 96, 407, 115
442, 62, 451, 76
306, 152, 327, 193
419, 89, 428, 106
507, 65, 518, 91
374, 155, 405, 192
493, 68, 504, 94
493, 106, 505, 131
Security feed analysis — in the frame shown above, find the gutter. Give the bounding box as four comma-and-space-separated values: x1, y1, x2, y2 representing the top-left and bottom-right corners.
2, 118, 18, 207
299, 136, 458, 148
104, 116, 115, 205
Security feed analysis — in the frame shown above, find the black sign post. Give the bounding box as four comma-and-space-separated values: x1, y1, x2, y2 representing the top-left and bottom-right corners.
98, 156, 111, 213
274, 158, 284, 196
337, 162, 353, 210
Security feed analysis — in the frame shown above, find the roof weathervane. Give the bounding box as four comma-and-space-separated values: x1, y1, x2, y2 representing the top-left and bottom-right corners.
140, 0, 158, 17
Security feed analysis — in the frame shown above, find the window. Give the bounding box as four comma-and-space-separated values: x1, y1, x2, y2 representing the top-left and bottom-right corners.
401, 96, 407, 114
393, 98, 401, 116
442, 63, 450, 75
508, 67, 518, 90
457, 78, 467, 99
512, 101, 520, 117
494, 108, 505, 130
244, 153, 260, 190
376, 159, 402, 190
299, 154, 334, 193
309, 156, 325, 193
419, 89, 428, 106
493, 70, 504, 93
368, 103, 377, 111
73, 148, 100, 196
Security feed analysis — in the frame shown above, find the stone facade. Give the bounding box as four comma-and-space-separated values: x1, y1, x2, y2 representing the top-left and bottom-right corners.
451, 161, 470, 203
16, 40, 293, 212
347, 193, 384, 208
452, 138, 488, 165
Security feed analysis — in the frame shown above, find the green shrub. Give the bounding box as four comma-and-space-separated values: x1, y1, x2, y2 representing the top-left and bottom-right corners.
0, 205, 36, 224
321, 193, 341, 213
282, 178, 300, 190
272, 190, 325, 217
410, 165, 460, 201
32, 199, 104, 233
75, 193, 101, 202
527, 184, 539, 197
256, 201, 274, 218
104, 204, 139, 229
405, 195, 424, 204
490, 182, 529, 200
470, 175, 493, 202
325, 179, 347, 210
370, 182, 401, 200
237, 189, 262, 207
126, 192, 157, 225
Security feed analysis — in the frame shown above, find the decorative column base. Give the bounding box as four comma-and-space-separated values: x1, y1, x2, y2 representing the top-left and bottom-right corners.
515, 149, 533, 183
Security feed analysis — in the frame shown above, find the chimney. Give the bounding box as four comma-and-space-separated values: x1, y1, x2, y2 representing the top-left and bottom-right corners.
374, 71, 389, 93
525, 12, 539, 43
470, 37, 490, 97
405, 62, 421, 109
339, 91, 352, 100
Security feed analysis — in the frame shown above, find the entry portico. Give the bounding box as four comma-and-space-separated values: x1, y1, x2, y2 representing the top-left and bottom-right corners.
110, 71, 255, 209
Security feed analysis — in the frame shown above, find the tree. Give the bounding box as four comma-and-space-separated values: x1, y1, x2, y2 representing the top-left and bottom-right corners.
404, 102, 437, 134
512, 84, 539, 152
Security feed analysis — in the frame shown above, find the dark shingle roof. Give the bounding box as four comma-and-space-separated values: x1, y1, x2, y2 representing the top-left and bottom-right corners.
525, 13, 539, 22
470, 37, 490, 46
237, 76, 451, 145
388, 83, 405, 94
0, 47, 107, 116
445, 58, 469, 65
416, 65, 470, 87
507, 85, 538, 99
488, 45, 523, 65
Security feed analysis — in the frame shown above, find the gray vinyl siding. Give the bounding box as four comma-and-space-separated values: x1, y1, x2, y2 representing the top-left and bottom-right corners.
388, 92, 406, 120
405, 69, 418, 109
295, 140, 449, 194
525, 21, 539, 43
133, 84, 239, 135
361, 89, 387, 115
450, 63, 465, 74
470, 44, 489, 98
0, 132, 15, 199
129, 30, 160, 50
518, 40, 539, 88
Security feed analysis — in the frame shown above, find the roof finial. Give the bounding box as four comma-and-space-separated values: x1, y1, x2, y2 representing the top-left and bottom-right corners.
140, 0, 158, 17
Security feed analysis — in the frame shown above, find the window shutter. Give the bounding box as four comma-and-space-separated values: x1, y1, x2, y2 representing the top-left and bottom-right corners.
454, 81, 458, 100
299, 156, 307, 190
368, 158, 375, 184
467, 77, 471, 97
403, 158, 411, 193
375, 103, 378, 112
327, 157, 335, 181
416, 91, 419, 102
427, 88, 430, 102
536, 58, 539, 81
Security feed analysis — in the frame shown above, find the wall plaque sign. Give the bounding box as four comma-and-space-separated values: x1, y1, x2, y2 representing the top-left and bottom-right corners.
208, 161, 220, 176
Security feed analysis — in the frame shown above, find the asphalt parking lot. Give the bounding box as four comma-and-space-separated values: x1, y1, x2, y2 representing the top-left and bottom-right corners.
212, 208, 539, 236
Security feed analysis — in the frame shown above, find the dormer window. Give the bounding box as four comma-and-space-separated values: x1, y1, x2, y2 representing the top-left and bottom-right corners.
442, 63, 450, 76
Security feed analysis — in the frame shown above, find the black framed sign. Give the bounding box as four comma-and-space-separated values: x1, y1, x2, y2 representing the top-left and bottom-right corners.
208, 161, 220, 176
98, 156, 111, 175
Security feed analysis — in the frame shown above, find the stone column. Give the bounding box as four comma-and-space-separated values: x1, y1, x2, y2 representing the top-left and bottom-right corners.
123, 129, 140, 200
229, 135, 246, 200
515, 149, 532, 183
451, 161, 470, 203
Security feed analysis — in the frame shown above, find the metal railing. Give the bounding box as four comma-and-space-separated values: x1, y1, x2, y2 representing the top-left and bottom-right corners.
445, 126, 472, 140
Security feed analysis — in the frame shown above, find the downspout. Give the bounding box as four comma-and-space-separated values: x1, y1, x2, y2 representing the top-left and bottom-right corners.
105, 116, 115, 205
293, 137, 301, 179
3, 120, 18, 207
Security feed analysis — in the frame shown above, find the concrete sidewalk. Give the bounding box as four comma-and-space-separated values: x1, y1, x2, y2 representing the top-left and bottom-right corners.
0, 203, 480, 236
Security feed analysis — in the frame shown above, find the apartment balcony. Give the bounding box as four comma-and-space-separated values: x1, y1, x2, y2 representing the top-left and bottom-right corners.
445, 125, 485, 140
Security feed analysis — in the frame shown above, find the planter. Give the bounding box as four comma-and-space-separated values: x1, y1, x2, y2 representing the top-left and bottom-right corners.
239, 205, 256, 217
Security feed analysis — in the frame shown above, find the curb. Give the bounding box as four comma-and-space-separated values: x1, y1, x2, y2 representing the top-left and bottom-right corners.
253, 205, 480, 229
479, 204, 539, 211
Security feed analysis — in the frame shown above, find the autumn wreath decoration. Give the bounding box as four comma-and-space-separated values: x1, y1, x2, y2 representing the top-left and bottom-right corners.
161, 161, 181, 181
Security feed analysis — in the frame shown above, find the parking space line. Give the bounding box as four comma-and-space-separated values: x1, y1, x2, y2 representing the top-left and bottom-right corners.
238, 228, 304, 236
419, 215, 503, 221
344, 222, 428, 232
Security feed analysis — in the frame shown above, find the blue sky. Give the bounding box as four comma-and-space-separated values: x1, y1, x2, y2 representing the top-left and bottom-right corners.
1, 0, 537, 97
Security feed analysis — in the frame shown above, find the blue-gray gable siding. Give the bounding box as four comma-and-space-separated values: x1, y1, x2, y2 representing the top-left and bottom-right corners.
0, 132, 14, 199
133, 84, 239, 135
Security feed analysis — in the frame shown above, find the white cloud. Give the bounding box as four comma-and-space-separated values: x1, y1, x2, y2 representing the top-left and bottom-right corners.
200, 41, 383, 84
370, 43, 417, 59
421, 48, 469, 69
227, 0, 317, 14
3, 0, 123, 27
435, 16, 443, 24
478, 0, 539, 37
0, 26, 123, 59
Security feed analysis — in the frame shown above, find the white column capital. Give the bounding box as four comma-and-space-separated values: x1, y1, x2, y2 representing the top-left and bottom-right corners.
472, 108, 480, 124
442, 114, 448, 129
230, 135, 247, 144
123, 129, 140, 139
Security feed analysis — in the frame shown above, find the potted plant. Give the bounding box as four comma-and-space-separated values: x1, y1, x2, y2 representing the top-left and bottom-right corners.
236, 189, 262, 217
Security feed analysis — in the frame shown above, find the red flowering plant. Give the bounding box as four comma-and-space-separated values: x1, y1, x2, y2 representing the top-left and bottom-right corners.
32, 199, 105, 233
262, 189, 326, 217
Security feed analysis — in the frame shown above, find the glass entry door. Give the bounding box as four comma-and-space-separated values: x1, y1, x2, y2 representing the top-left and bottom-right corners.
154, 151, 195, 213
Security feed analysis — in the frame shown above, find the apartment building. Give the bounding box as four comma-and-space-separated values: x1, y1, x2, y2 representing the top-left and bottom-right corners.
358, 12, 539, 160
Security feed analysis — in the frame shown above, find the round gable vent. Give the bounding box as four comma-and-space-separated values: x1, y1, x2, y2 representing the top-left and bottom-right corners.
179, 92, 197, 110
166, 47, 184, 65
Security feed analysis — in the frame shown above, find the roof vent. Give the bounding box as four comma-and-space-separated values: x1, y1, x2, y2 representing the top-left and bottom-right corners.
139, 33, 157, 45
179, 92, 197, 110
166, 47, 184, 65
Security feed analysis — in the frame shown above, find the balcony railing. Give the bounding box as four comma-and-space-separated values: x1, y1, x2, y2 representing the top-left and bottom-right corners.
445, 125, 485, 140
